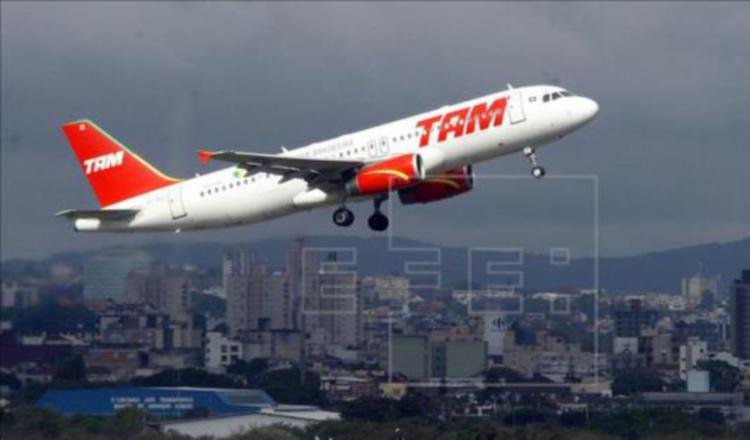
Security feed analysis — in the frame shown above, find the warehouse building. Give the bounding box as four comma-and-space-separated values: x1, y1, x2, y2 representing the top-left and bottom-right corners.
36, 387, 339, 437
36, 387, 276, 417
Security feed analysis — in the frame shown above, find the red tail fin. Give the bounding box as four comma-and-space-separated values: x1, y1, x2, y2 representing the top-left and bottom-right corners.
62, 120, 180, 207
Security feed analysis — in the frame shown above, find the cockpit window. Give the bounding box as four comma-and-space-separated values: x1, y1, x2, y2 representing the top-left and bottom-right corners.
561, 91, 573, 97
543, 94, 550, 103
552, 92, 561, 100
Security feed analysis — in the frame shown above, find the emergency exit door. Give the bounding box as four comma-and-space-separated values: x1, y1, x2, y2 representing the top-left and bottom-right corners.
168, 187, 187, 219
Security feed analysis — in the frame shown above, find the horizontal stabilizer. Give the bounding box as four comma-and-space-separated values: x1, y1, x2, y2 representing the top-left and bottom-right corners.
55, 209, 139, 220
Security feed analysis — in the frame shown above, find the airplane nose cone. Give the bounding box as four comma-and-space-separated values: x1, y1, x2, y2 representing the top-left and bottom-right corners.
579, 97, 599, 123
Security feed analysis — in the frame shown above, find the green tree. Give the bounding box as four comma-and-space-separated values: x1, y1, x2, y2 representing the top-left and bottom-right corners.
229, 426, 301, 440
227, 358, 269, 383
0, 372, 22, 390
340, 397, 396, 422
696, 360, 741, 392
13, 301, 96, 334
256, 368, 326, 406
611, 368, 666, 396
104, 407, 147, 439
485, 366, 527, 383
131, 368, 239, 388
5, 407, 66, 438
53, 354, 87, 382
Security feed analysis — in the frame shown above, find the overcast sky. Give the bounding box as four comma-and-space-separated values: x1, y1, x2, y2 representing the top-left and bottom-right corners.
1, 2, 749, 260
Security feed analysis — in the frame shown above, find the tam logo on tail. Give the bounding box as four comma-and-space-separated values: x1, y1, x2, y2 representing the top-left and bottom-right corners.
62, 120, 180, 207
83, 151, 124, 174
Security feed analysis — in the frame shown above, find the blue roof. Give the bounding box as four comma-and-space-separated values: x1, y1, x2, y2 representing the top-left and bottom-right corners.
36, 387, 276, 417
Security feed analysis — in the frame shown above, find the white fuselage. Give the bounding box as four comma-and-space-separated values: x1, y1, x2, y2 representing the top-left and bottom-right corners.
88, 85, 598, 232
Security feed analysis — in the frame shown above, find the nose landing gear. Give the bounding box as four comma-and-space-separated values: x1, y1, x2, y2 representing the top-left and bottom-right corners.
523, 146, 546, 179
367, 197, 389, 232
332, 206, 354, 227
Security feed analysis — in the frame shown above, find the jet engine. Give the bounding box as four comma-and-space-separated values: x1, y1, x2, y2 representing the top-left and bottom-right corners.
346, 153, 425, 196
397, 165, 474, 205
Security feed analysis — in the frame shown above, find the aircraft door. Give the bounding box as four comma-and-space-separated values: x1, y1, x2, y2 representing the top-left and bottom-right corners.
507, 89, 527, 124
168, 186, 187, 219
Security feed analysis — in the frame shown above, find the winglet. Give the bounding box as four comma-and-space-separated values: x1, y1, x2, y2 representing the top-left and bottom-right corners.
197, 150, 214, 165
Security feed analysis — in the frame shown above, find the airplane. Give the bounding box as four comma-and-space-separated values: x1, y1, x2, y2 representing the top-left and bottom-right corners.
56, 84, 598, 233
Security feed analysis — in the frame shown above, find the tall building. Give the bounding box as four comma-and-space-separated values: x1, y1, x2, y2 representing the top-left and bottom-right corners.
613, 299, 658, 337
124, 264, 192, 321
267, 272, 295, 330
285, 237, 316, 330
730, 270, 750, 359
83, 251, 152, 300
222, 248, 254, 293
226, 260, 267, 335
682, 274, 720, 309
303, 257, 362, 353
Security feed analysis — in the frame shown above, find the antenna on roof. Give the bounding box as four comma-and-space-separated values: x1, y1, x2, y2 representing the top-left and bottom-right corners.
507, 83, 514, 90
281, 146, 288, 153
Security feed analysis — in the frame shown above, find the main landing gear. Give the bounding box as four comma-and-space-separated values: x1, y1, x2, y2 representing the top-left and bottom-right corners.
368, 197, 389, 232
523, 146, 546, 179
332, 206, 354, 227
333, 198, 390, 231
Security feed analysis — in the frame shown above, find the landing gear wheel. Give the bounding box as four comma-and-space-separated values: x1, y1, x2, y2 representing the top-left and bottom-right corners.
524, 146, 545, 179
531, 166, 546, 179
368, 212, 389, 231
333, 207, 354, 227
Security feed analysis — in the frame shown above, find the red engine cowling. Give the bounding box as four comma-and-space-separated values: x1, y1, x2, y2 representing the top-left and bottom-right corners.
397, 165, 474, 205
346, 154, 424, 196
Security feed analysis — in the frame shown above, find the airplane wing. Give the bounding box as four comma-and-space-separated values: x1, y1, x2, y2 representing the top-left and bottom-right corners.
54, 209, 139, 220
197, 150, 363, 176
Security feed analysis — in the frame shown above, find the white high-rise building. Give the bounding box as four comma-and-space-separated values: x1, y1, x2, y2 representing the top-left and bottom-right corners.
679, 338, 708, 380
205, 331, 242, 372
682, 275, 719, 309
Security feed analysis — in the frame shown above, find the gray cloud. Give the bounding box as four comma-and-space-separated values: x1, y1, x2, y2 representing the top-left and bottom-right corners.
1, 2, 749, 259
